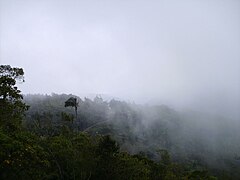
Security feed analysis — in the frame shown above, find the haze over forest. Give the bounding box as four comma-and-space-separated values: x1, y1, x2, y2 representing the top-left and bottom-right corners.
1, 1, 240, 179
1, 0, 240, 119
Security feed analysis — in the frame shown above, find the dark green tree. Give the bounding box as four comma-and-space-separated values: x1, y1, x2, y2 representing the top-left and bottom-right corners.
0, 65, 28, 132
65, 97, 78, 120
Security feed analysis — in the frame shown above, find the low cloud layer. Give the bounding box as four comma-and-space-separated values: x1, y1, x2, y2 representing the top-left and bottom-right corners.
1, 0, 239, 118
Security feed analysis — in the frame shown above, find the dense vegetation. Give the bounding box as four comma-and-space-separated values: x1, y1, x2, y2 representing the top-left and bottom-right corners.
1, 65, 239, 179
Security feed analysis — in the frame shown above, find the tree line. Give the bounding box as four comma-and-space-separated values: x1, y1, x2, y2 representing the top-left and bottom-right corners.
1, 65, 239, 179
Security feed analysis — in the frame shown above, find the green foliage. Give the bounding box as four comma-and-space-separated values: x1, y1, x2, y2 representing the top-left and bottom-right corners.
0, 65, 28, 132
61, 112, 74, 123
113, 152, 151, 180
0, 129, 50, 179
0, 65, 237, 179
22, 93, 240, 179
158, 149, 171, 165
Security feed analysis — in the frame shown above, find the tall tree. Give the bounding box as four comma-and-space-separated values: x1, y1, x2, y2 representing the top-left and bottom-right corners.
65, 97, 78, 119
0, 65, 28, 132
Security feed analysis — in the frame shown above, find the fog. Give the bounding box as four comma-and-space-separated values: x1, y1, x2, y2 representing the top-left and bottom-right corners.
1, 0, 239, 119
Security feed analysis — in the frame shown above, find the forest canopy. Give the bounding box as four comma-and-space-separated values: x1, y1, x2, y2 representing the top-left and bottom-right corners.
0, 65, 239, 179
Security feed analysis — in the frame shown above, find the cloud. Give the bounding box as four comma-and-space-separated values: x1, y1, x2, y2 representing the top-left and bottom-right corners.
1, 0, 239, 118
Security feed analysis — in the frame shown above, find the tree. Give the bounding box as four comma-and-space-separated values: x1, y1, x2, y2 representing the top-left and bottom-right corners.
0, 65, 28, 132
65, 97, 78, 119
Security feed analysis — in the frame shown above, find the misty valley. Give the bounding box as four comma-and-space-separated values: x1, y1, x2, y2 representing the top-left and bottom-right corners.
1, 65, 240, 179
1, 0, 240, 179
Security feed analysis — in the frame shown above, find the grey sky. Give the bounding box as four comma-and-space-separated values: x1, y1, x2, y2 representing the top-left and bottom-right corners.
0, 0, 239, 117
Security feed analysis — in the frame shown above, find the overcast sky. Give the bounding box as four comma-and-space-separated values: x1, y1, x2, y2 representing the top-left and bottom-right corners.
0, 0, 239, 117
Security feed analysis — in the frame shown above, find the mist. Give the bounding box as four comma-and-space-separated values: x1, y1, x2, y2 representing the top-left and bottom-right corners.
1, 0, 240, 119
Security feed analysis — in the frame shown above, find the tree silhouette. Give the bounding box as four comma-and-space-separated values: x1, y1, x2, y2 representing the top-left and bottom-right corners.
0, 65, 28, 131
64, 97, 78, 119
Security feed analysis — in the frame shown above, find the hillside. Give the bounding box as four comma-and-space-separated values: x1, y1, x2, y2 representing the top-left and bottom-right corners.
22, 93, 240, 179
